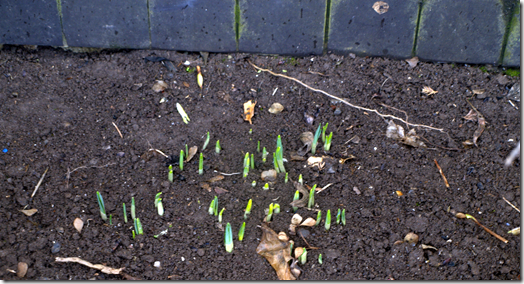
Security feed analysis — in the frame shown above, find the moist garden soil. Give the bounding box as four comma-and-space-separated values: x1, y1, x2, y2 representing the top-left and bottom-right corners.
0, 45, 520, 280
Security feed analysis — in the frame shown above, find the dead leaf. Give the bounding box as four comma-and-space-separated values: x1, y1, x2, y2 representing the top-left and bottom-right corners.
372, 1, 389, 14
405, 57, 419, 68
289, 213, 303, 234
20, 208, 38, 216
472, 89, 485, 95
278, 232, 289, 242
421, 244, 438, 250
297, 132, 314, 156
206, 175, 224, 183
214, 187, 229, 195
395, 190, 403, 196
152, 80, 168, 93
185, 146, 198, 162
385, 120, 426, 148
300, 217, 316, 227
289, 182, 309, 208
243, 100, 257, 124
200, 182, 211, 192
256, 223, 295, 280
421, 86, 438, 95
182, 81, 190, 88
473, 115, 486, 147
17, 262, 28, 278
294, 247, 305, 259
290, 259, 302, 278
73, 217, 84, 233
463, 109, 477, 121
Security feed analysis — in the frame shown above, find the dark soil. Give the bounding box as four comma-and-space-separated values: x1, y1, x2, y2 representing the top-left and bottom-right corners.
0, 45, 520, 280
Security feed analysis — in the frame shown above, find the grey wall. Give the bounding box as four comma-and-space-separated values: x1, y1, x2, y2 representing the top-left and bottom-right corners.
0, 0, 520, 66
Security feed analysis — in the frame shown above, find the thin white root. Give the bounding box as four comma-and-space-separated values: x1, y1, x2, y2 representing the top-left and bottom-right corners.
55, 257, 124, 275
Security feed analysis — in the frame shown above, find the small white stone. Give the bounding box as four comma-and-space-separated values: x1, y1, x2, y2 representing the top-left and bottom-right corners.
181, 257, 185, 261
154, 261, 161, 268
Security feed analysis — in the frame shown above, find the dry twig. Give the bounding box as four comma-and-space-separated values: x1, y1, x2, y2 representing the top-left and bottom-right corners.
31, 167, 49, 198
112, 122, 123, 139
455, 213, 508, 243
433, 159, 450, 188
55, 257, 124, 275
503, 196, 520, 213
248, 60, 445, 133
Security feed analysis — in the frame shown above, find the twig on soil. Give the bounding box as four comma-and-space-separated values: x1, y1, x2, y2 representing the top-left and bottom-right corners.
148, 148, 169, 158
433, 159, 450, 188
455, 213, 508, 243
315, 183, 333, 193
31, 167, 49, 198
65, 163, 117, 188
248, 60, 445, 133
55, 257, 138, 279
503, 197, 520, 213
213, 170, 242, 176
112, 122, 123, 139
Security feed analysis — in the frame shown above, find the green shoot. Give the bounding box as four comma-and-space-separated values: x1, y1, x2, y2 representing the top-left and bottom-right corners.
134, 217, 143, 235
109, 214, 112, 225
298, 248, 307, 265
318, 254, 323, 264
325, 209, 331, 231
96, 191, 107, 221
249, 128, 253, 135
250, 153, 255, 169
298, 174, 303, 185
132, 230, 136, 239
273, 203, 281, 214
225, 223, 234, 252
123, 203, 128, 223
185, 144, 189, 158
262, 147, 268, 163
238, 222, 246, 241
243, 152, 250, 178
311, 124, 321, 154
198, 153, 204, 175
131, 197, 136, 220
155, 192, 164, 216
263, 183, 269, 190
290, 242, 294, 253
252, 180, 257, 187
208, 198, 216, 215
169, 164, 174, 181
215, 140, 221, 154
179, 150, 184, 171
341, 209, 346, 226
324, 132, 333, 151
336, 208, 341, 224
244, 199, 253, 219
292, 190, 300, 212
213, 196, 218, 216
308, 184, 317, 209
275, 147, 285, 173
266, 203, 274, 222
316, 210, 322, 225
257, 140, 261, 152
176, 103, 190, 124
273, 152, 280, 173
321, 122, 329, 143
202, 131, 210, 150
285, 172, 288, 183
218, 208, 225, 223
276, 135, 283, 152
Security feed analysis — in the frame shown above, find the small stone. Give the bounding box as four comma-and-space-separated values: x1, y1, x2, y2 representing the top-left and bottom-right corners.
51, 242, 61, 254
297, 228, 310, 238
197, 248, 205, 256
334, 107, 341, 115
261, 169, 277, 182
56, 227, 64, 234
153, 261, 161, 268
268, 103, 284, 114
117, 152, 125, 157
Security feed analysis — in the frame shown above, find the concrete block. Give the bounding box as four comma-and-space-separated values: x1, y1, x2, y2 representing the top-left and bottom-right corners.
61, 0, 150, 49
502, 5, 520, 67
150, 0, 236, 52
416, 0, 505, 65
328, 0, 419, 58
0, 0, 62, 46
238, 0, 325, 55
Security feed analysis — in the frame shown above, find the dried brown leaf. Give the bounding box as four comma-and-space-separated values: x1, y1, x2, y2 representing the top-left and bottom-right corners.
17, 262, 28, 278
463, 109, 477, 121
256, 223, 295, 280
185, 146, 198, 162
473, 116, 486, 147
200, 182, 211, 192
421, 86, 438, 95
297, 132, 314, 156
206, 175, 224, 183
386, 121, 426, 147
243, 100, 257, 124
289, 182, 309, 208
372, 1, 389, 14
73, 217, 84, 233
214, 187, 229, 195
300, 217, 317, 227
405, 57, 419, 68
291, 214, 303, 226
20, 208, 38, 216
278, 232, 289, 242
182, 81, 190, 88
421, 244, 438, 250
152, 80, 168, 93
290, 259, 302, 279
294, 247, 305, 259
472, 89, 485, 95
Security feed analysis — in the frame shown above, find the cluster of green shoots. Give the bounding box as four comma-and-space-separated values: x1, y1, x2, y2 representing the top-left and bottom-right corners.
312, 122, 333, 153
265, 203, 280, 222
209, 197, 254, 253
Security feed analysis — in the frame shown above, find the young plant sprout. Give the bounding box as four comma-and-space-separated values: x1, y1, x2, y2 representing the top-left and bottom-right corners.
197, 66, 203, 89
316, 210, 322, 225
250, 153, 255, 169
273, 203, 281, 214
263, 183, 269, 190
292, 190, 300, 212
257, 140, 261, 153
285, 172, 289, 183
225, 222, 234, 253
307, 184, 317, 209
325, 209, 331, 231
249, 128, 253, 135
215, 140, 221, 154
311, 124, 322, 154
169, 165, 174, 183
96, 191, 107, 221
132, 230, 136, 239
198, 153, 204, 175
322, 122, 329, 143
109, 214, 113, 225
262, 147, 268, 163
243, 152, 250, 178
155, 192, 164, 216
252, 180, 257, 187
275, 147, 285, 173
324, 132, 333, 151
341, 209, 346, 226
202, 131, 210, 151
238, 222, 246, 241
218, 208, 225, 223
131, 197, 136, 220
179, 151, 184, 171
176, 102, 190, 124
209, 196, 218, 216
123, 203, 128, 223
134, 217, 143, 235
273, 152, 280, 173
266, 203, 275, 222
298, 174, 303, 185
336, 208, 341, 224
185, 144, 189, 158
244, 199, 253, 219
318, 254, 323, 264
298, 249, 307, 265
